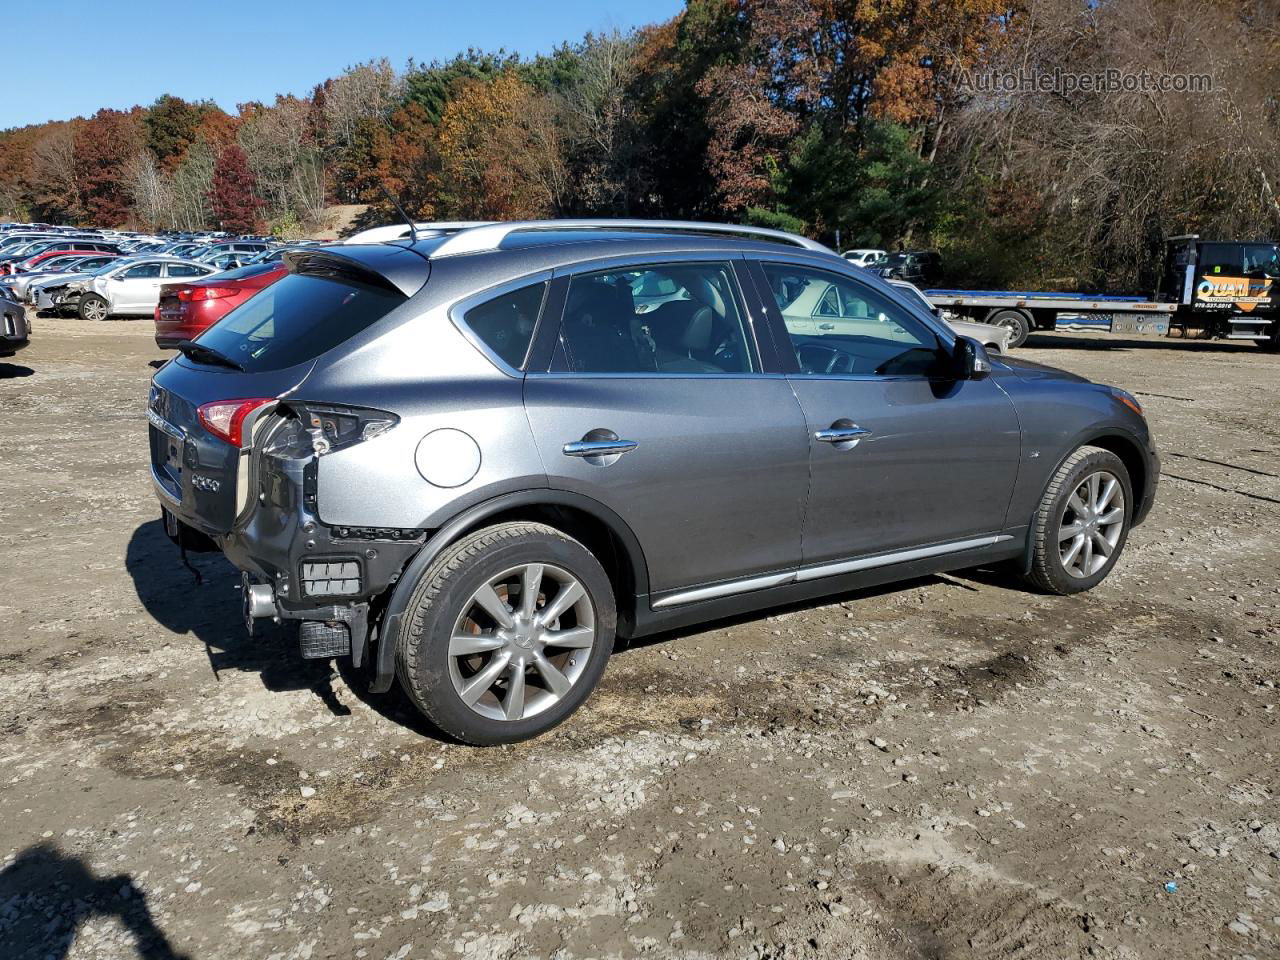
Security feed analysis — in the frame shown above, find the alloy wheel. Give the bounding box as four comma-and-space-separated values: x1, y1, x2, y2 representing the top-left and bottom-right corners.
447, 563, 596, 722
1058, 470, 1125, 578
82, 298, 107, 321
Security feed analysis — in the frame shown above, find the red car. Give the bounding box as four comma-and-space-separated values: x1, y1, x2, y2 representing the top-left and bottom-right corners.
10, 248, 119, 274
155, 261, 287, 349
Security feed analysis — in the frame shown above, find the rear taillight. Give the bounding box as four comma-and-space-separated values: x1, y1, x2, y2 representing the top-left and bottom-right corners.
177, 286, 236, 301
197, 398, 275, 447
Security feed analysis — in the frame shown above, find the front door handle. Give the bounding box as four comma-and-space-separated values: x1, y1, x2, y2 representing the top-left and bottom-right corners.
563, 439, 638, 458
815, 423, 871, 445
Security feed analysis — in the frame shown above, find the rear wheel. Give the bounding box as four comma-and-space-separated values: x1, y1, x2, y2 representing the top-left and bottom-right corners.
987, 308, 1032, 348
395, 522, 616, 745
1026, 446, 1132, 595
79, 294, 109, 322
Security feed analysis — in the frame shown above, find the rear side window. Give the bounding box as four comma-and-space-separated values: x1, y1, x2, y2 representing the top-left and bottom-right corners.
166, 263, 204, 278
458, 282, 546, 370
191, 272, 405, 372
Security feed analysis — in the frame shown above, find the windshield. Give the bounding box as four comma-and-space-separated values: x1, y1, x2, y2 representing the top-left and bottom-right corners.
883, 253, 909, 266
191, 271, 405, 372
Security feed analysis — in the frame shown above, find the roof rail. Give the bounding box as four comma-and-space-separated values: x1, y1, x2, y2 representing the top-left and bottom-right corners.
344, 221, 496, 245
428, 219, 835, 258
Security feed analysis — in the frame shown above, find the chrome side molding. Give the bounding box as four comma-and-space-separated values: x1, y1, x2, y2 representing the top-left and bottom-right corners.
651, 535, 1014, 609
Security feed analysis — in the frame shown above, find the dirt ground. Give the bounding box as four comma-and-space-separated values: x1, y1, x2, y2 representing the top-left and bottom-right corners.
1, 315, 1278, 960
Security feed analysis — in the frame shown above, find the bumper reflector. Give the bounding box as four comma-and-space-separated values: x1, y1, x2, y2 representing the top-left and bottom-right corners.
301, 560, 361, 598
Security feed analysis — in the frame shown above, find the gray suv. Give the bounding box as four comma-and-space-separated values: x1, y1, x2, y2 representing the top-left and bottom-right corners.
148, 220, 1159, 744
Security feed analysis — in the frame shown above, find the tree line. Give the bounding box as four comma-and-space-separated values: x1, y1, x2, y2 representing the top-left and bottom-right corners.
1, 0, 1276, 291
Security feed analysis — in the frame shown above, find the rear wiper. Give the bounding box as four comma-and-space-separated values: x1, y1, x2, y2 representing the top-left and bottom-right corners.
175, 339, 245, 371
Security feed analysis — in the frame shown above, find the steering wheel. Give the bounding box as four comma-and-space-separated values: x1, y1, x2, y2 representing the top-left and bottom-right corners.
798, 343, 857, 375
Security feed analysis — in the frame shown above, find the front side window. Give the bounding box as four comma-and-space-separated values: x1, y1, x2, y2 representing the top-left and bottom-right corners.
762, 263, 945, 378
553, 262, 755, 374
458, 281, 546, 370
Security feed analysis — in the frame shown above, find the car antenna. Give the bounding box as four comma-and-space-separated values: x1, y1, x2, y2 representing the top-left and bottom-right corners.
378, 184, 417, 244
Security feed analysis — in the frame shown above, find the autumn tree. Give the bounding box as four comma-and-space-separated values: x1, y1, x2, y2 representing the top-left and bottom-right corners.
74, 108, 146, 225
28, 123, 84, 223
209, 144, 263, 233
437, 72, 564, 220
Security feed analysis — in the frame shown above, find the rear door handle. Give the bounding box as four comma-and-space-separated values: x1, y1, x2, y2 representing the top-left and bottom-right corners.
815, 425, 871, 444
563, 439, 638, 458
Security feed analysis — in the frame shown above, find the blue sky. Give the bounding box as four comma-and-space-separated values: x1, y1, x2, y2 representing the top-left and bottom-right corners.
1, 0, 686, 129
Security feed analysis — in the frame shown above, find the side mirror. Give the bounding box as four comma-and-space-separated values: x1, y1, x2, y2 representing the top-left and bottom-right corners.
954, 335, 992, 380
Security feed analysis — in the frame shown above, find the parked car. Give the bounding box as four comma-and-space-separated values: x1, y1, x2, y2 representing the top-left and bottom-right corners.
155, 261, 288, 349
888, 280, 1013, 353
876, 250, 942, 285
193, 241, 271, 263
10, 247, 117, 275
842, 248, 886, 267
1, 286, 29, 357
0, 238, 118, 273
73, 258, 217, 320
4, 254, 118, 301
149, 220, 1158, 745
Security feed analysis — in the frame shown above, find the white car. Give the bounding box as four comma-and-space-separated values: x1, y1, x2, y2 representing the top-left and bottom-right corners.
842, 248, 886, 267
7, 254, 119, 301
771, 271, 1012, 355
888, 279, 1012, 353
74, 257, 216, 321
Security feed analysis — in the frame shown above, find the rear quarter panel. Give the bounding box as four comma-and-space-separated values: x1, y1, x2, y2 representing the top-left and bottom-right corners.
302, 295, 547, 529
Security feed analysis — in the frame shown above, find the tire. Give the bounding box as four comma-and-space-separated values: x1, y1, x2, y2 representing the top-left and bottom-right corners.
78, 294, 109, 322
987, 309, 1032, 348
1026, 446, 1133, 595
394, 522, 616, 745
1260, 329, 1280, 352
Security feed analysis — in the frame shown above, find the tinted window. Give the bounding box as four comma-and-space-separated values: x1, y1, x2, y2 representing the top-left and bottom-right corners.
166, 263, 205, 277
1199, 244, 1240, 276
122, 262, 163, 279
191, 271, 404, 372
762, 263, 945, 378
459, 282, 545, 370
554, 262, 755, 374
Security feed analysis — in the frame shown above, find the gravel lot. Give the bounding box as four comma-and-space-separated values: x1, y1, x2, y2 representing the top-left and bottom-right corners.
1, 316, 1278, 960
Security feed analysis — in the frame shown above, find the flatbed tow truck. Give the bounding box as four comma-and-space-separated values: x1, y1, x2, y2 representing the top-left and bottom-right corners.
923, 236, 1280, 349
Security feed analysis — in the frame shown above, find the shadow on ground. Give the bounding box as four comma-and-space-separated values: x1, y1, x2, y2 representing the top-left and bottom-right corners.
124, 520, 352, 717
0, 844, 190, 960
1024, 332, 1271, 353
0, 362, 34, 378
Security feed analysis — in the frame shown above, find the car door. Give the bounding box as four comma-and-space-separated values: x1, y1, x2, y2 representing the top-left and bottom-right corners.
750, 258, 1022, 569
111, 261, 165, 312
522, 257, 810, 600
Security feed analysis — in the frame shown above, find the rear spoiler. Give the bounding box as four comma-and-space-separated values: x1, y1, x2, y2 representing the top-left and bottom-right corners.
283, 246, 430, 298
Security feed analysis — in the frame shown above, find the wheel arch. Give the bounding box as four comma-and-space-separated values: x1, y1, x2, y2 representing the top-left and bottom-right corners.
1018, 428, 1151, 574
370, 489, 650, 693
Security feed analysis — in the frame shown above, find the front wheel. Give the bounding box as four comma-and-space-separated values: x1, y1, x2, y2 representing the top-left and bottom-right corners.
1026, 446, 1133, 595
78, 294, 110, 322
395, 522, 616, 745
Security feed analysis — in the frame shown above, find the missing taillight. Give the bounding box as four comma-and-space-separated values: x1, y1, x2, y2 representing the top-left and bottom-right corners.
268, 402, 399, 459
